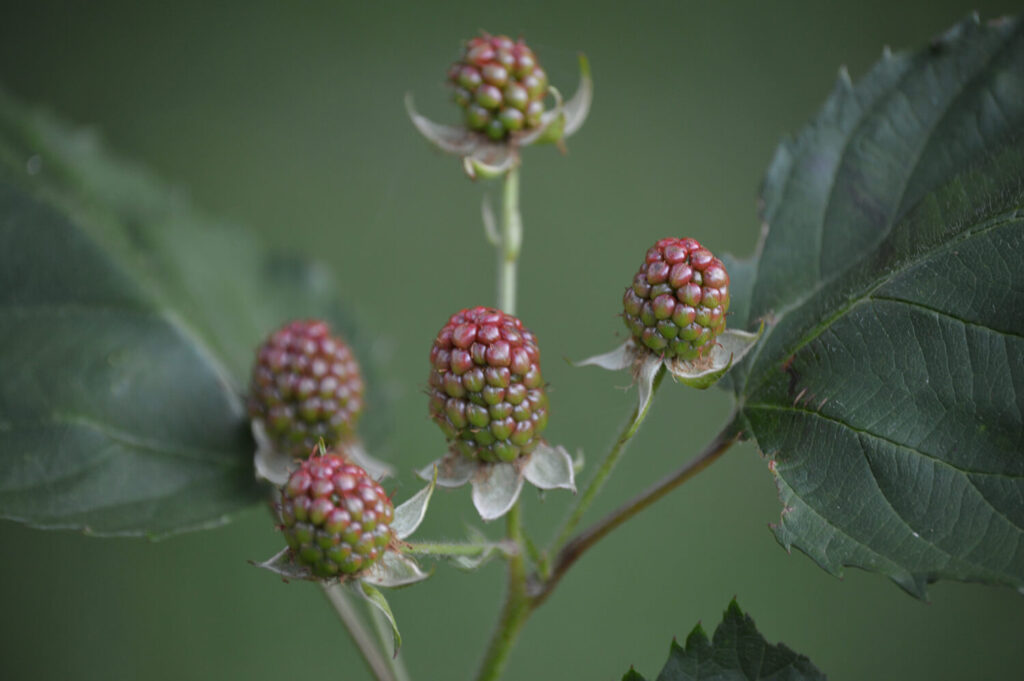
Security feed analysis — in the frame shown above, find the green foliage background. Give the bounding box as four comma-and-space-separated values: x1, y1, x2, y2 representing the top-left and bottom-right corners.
1, 1, 1022, 679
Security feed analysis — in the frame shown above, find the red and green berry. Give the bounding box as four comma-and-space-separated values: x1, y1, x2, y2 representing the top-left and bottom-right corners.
279, 453, 394, 578
622, 238, 730, 360
447, 33, 550, 141
428, 307, 549, 463
249, 320, 365, 458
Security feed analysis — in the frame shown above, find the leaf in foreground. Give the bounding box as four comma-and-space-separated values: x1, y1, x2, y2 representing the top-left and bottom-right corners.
0, 89, 353, 536
622, 600, 825, 681
728, 15, 1024, 595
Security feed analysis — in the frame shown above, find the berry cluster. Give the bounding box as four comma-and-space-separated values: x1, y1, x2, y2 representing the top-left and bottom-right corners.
279, 453, 394, 578
428, 307, 548, 463
623, 238, 730, 360
249, 320, 364, 458
447, 34, 549, 141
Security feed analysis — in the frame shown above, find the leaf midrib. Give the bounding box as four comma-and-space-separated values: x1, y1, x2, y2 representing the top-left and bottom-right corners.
750, 403, 1023, 577
740, 21, 1020, 399
740, 206, 1023, 404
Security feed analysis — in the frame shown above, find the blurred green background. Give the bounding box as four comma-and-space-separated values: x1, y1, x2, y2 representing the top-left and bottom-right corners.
2, 1, 1023, 679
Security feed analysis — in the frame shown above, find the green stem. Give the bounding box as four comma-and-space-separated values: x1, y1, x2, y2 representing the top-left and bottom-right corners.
321, 582, 396, 681
473, 164, 531, 681
533, 417, 742, 607
551, 365, 667, 551
401, 541, 504, 558
475, 504, 531, 681
498, 165, 521, 315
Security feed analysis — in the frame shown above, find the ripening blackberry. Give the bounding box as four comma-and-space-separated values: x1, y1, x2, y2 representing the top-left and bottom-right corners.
249, 320, 364, 458
278, 452, 394, 578
428, 307, 549, 463
447, 33, 550, 141
622, 238, 730, 360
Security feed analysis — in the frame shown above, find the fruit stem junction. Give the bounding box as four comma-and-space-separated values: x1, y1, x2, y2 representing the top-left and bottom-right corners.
532, 415, 743, 607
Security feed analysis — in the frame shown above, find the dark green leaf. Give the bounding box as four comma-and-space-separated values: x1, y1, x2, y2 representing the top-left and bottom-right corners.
622, 600, 825, 681
0, 89, 356, 536
729, 16, 1024, 594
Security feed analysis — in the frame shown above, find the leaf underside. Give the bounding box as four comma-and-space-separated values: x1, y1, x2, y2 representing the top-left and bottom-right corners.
729, 15, 1024, 595
0, 89, 356, 536
622, 600, 825, 681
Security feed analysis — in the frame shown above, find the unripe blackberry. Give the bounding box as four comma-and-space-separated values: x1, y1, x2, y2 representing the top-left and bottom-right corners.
428, 307, 548, 463
622, 238, 730, 360
279, 453, 394, 578
447, 33, 550, 141
249, 320, 364, 458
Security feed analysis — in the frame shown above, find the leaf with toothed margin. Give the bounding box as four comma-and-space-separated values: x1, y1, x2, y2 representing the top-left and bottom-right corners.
361, 551, 430, 588
392, 467, 436, 540
523, 442, 577, 492
471, 462, 524, 521
417, 454, 476, 489
666, 324, 764, 390
622, 600, 825, 681
727, 15, 1024, 596
359, 581, 402, 658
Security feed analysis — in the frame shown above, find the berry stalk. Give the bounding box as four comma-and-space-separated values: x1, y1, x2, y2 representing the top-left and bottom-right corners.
533, 416, 743, 607
498, 166, 522, 315
401, 541, 506, 558
476, 503, 531, 681
476, 165, 529, 681
550, 364, 667, 553
322, 582, 397, 681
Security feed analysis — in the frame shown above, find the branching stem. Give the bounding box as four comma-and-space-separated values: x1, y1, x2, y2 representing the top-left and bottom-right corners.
551, 365, 667, 551
532, 417, 742, 606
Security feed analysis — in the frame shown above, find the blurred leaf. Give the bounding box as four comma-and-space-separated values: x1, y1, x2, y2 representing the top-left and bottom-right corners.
728, 16, 1024, 594
622, 600, 825, 681
0, 88, 355, 536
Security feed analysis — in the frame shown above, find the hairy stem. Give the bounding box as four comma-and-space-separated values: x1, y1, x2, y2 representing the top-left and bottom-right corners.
401, 541, 508, 558
474, 164, 531, 681
551, 365, 666, 551
475, 503, 531, 681
498, 166, 521, 315
321, 582, 396, 681
533, 417, 743, 606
